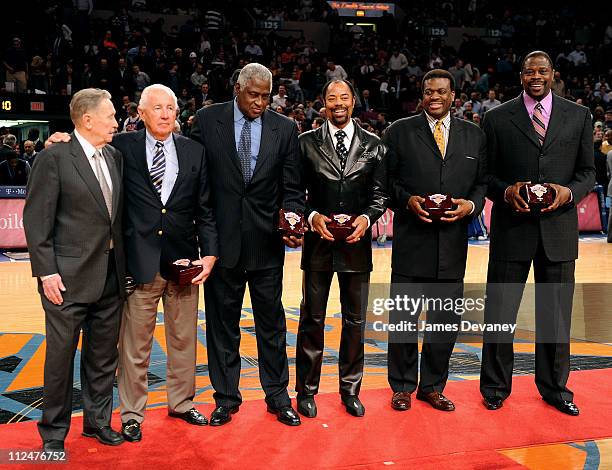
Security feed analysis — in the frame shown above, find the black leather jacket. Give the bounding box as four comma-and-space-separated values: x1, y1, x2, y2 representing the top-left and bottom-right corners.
299, 120, 389, 272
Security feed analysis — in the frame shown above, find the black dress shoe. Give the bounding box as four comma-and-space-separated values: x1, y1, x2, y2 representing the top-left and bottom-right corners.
391, 392, 412, 411
543, 398, 580, 416
82, 426, 124, 446
209, 405, 239, 426
169, 408, 208, 425
342, 395, 365, 417
483, 395, 504, 410
267, 405, 301, 426
42, 440, 64, 452
416, 390, 455, 411
297, 395, 317, 418
121, 419, 142, 442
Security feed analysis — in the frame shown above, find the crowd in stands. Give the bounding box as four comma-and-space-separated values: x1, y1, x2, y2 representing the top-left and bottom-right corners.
1, 1, 611, 202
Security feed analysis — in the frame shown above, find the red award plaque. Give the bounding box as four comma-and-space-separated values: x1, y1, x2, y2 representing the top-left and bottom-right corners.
423, 193, 454, 221
520, 183, 556, 208
328, 213, 357, 240
278, 209, 306, 237
168, 259, 203, 286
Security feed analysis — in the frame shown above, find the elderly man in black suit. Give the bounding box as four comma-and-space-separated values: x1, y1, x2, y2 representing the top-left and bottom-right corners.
24, 88, 126, 452
190, 63, 305, 427
480, 51, 595, 416
383, 69, 487, 413
295, 79, 388, 418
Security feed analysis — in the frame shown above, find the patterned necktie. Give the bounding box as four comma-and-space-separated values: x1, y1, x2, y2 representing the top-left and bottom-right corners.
434, 120, 445, 157
335, 129, 348, 170
150, 141, 165, 196
532, 102, 546, 146
238, 118, 252, 185
93, 150, 112, 218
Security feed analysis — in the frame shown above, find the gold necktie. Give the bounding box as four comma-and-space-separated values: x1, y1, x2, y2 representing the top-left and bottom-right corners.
434, 120, 445, 157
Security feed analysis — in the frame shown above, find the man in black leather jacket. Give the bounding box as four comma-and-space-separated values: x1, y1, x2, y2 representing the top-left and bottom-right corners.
295, 79, 389, 418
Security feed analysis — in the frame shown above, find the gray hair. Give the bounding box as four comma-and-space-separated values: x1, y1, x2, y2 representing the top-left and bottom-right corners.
139, 84, 178, 109
3, 134, 16, 147
237, 63, 272, 91
69, 88, 112, 124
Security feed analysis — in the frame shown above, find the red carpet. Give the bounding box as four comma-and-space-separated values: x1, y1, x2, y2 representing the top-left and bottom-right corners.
1, 369, 611, 469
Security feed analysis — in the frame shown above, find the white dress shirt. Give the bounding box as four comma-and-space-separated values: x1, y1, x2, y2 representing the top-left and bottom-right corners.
74, 129, 113, 192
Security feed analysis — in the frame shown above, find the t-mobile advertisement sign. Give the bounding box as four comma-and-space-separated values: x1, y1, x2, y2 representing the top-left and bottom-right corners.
0, 199, 26, 248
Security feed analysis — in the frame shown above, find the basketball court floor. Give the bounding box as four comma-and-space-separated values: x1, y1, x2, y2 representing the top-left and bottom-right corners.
1, 237, 611, 468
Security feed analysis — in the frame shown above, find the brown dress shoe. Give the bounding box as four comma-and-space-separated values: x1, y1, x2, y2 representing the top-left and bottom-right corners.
391, 391, 412, 411
416, 390, 455, 411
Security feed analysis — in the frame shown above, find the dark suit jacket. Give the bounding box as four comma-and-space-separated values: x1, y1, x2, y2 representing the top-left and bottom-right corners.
190, 101, 305, 270
300, 121, 389, 272
384, 113, 487, 279
24, 136, 126, 302
483, 94, 595, 262
112, 130, 218, 284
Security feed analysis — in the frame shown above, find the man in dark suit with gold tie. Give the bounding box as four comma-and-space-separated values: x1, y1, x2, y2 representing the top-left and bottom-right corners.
480, 51, 595, 415
383, 69, 487, 413
296, 79, 389, 418
24, 88, 126, 452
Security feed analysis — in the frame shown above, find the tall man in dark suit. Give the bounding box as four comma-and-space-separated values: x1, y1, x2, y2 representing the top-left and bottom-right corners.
480, 51, 595, 416
296, 79, 388, 418
46, 84, 218, 442
190, 63, 305, 427
24, 89, 126, 452
383, 69, 487, 413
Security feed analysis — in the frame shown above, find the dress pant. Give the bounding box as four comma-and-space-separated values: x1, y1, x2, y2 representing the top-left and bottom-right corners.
295, 271, 369, 398
480, 237, 575, 402
38, 252, 121, 442
117, 273, 199, 423
204, 265, 291, 409
387, 273, 463, 394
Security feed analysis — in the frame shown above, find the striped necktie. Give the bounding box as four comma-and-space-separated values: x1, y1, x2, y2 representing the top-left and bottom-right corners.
532, 102, 546, 146
238, 118, 252, 185
433, 120, 445, 157
150, 141, 166, 196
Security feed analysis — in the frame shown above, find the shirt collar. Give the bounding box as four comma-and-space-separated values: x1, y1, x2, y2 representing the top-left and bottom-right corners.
145, 129, 173, 149
328, 119, 355, 141
424, 111, 451, 128
522, 90, 553, 113
73, 128, 98, 158
233, 99, 262, 126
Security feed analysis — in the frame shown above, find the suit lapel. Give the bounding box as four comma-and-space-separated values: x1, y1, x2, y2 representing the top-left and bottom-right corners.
165, 134, 185, 204
216, 101, 242, 177
445, 117, 463, 162
316, 121, 343, 174
541, 94, 566, 151
344, 122, 367, 175
102, 145, 121, 223
69, 135, 110, 219
251, 110, 278, 181
508, 97, 541, 148
415, 113, 442, 159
